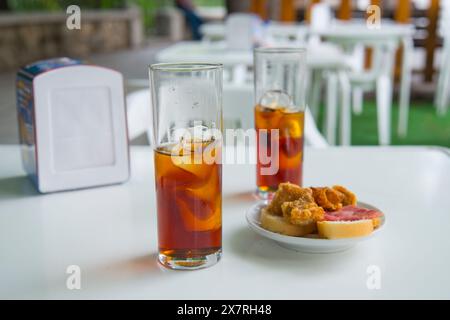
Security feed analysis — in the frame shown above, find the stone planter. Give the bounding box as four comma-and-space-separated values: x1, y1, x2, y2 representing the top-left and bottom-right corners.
0, 6, 143, 72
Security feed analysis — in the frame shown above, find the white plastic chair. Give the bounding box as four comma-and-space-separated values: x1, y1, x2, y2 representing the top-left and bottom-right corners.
435, 2, 450, 115
125, 79, 151, 141
125, 83, 328, 148
347, 41, 398, 146
225, 13, 262, 51
306, 5, 354, 146
311, 23, 411, 145
310, 3, 332, 32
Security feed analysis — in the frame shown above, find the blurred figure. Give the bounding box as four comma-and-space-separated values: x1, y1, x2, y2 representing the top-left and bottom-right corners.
175, 0, 204, 40
225, 0, 250, 14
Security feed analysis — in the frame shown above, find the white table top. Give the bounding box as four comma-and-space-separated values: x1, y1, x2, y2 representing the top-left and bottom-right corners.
156, 41, 347, 69
1, 145, 450, 299
200, 20, 414, 40
201, 21, 309, 38
196, 7, 226, 21
312, 21, 415, 40
156, 41, 253, 66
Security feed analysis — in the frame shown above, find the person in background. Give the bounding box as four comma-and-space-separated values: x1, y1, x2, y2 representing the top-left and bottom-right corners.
225, 0, 250, 14
175, 0, 204, 40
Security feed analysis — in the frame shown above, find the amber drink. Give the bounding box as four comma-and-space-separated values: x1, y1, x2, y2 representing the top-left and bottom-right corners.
149, 63, 223, 270
255, 104, 304, 194
254, 48, 307, 198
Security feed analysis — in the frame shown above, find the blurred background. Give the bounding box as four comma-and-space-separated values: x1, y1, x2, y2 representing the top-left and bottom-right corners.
1, 0, 449, 147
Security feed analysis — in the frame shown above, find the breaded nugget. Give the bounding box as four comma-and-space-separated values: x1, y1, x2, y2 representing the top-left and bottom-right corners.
311, 187, 343, 212
332, 185, 357, 206
281, 200, 325, 225
266, 182, 310, 216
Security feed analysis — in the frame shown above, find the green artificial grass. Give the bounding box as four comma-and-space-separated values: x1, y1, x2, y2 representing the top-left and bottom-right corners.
317, 100, 450, 147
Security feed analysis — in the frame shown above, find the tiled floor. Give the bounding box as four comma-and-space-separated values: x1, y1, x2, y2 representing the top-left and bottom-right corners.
0, 38, 172, 145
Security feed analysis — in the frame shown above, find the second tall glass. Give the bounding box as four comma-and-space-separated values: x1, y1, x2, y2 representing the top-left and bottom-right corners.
149, 63, 223, 270
254, 48, 307, 199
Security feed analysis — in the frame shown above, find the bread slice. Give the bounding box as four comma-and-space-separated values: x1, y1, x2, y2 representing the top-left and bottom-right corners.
260, 208, 316, 237
317, 219, 374, 239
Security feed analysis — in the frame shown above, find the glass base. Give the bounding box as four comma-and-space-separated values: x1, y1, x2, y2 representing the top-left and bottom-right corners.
255, 186, 277, 200
158, 248, 222, 270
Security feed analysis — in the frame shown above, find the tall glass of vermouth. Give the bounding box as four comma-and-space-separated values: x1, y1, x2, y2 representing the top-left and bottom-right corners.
254, 48, 307, 199
149, 63, 223, 270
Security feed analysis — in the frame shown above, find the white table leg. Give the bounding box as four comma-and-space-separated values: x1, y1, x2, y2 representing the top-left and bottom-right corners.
338, 71, 351, 146
325, 71, 338, 145
376, 73, 392, 146
436, 36, 450, 116
398, 36, 413, 137
435, 58, 445, 113
440, 64, 450, 115
352, 86, 363, 115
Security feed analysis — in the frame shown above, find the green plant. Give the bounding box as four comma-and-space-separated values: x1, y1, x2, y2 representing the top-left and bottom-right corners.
7, 0, 224, 34
128, 0, 171, 33
194, 0, 224, 6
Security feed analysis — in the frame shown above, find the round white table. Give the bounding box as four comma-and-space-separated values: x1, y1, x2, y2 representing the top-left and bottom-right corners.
1, 145, 449, 299
156, 41, 350, 146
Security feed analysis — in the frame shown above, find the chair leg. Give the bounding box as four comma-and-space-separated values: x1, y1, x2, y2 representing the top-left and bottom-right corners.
352, 87, 363, 115
398, 37, 413, 137
436, 38, 450, 116
309, 69, 322, 121
325, 72, 338, 145
436, 75, 446, 116
441, 66, 450, 115
304, 107, 329, 148
376, 74, 392, 146
338, 71, 352, 146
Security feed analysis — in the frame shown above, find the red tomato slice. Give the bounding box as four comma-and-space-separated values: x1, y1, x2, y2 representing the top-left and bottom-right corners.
324, 205, 383, 221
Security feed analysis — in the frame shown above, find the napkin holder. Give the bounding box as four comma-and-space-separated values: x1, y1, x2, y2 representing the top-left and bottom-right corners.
16, 57, 130, 193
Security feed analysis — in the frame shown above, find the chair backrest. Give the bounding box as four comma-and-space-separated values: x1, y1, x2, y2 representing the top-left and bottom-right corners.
225, 13, 262, 50
125, 86, 328, 148
223, 83, 254, 130
265, 23, 308, 47
126, 88, 152, 143
310, 3, 332, 32
438, 0, 450, 38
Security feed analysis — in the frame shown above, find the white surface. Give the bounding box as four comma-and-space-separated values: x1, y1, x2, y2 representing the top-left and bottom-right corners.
1, 145, 450, 299
246, 201, 385, 254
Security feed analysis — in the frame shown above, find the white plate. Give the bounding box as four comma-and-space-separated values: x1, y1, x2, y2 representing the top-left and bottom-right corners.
246, 201, 385, 253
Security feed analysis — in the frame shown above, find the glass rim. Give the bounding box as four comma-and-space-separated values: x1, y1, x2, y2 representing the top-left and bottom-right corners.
149, 62, 223, 72
254, 47, 307, 54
